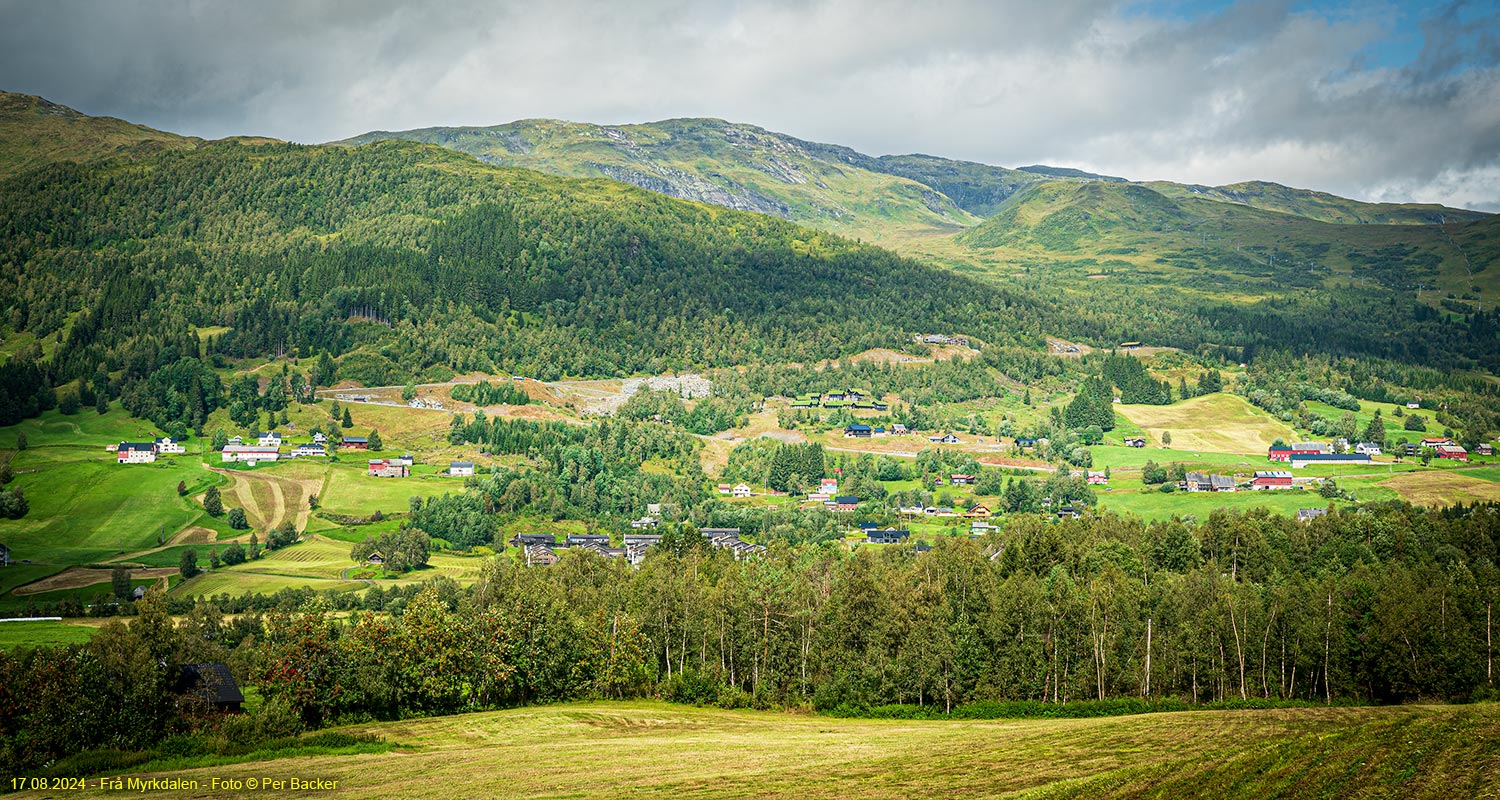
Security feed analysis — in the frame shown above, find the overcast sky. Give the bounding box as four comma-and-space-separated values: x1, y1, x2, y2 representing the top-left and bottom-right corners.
2, 0, 1496, 210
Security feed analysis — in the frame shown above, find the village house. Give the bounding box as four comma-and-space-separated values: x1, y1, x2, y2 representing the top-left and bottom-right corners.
290, 443, 328, 458
1086, 471, 1108, 485
629, 516, 659, 529
732, 483, 754, 498
153, 436, 186, 455
897, 505, 925, 516
227, 435, 244, 445
221, 445, 280, 464
365, 551, 384, 566
950, 473, 975, 485
1288, 453, 1371, 468
928, 432, 960, 444
448, 461, 475, 477
844, 423, 873, 438
368, 459, 409, 478
524, 544, 560, 567
255, 432, 283, 448
832, 495, 859, 512
623, 533, 662, 548
312, 432, 328, 445
717, 483, 732, 495
1014, 437, 1037, 449
866, 528, 910, 545
1420, 437, 1454, 448
891, 423, 909, 434
341, 436, 369, 450
1354, 442, 1382, 456
1184, 472, 1235, 492
116, 442, 158, 464
510, 533, 557, 548
1478, 443, 1495, 456
1123, 436, 1146, 448
965, 504, 992, 518
970, 521, 998, 535
1297, 508, 1329, 523
1251, 470, 1294, 490
568, 534, 611, 548
391, 454, 415, 467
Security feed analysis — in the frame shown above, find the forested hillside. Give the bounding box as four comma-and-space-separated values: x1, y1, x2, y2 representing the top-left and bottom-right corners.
0, 90, 201, 177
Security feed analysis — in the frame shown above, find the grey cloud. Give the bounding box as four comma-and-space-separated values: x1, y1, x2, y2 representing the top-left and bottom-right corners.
0, 0, 1495, 209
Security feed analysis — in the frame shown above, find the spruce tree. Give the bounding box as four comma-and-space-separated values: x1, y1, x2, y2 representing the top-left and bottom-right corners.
203, 485, 223, 516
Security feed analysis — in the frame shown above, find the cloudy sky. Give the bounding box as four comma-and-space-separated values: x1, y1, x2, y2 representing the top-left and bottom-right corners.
3, 0, 1497, 210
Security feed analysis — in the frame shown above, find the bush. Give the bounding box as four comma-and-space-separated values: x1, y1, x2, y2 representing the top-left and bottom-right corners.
1404, 414, 1428, 432
227, 508, 249, 529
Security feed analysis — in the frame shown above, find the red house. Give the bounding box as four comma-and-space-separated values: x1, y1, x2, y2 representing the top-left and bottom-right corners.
1435, 444, 1468, 461
1268, 444, 1322, 462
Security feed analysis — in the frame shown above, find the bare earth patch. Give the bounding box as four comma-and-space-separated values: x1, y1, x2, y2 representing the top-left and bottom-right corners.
14, 566, 177, 595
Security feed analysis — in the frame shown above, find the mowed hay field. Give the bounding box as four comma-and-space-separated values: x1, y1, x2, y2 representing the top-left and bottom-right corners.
1379, 470, 1500, 507
1116, 394, 1298, 455
48, 701, 1500, 800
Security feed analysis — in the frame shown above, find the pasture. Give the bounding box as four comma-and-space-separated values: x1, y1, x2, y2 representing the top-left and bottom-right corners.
29, 700, 1496, 800
1115, 393, 1297, 454
1378, 470, 1500, 507
0, 619, 97, 650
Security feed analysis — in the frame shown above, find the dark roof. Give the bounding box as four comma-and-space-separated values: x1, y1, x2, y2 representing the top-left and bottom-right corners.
450, 461, 474, 468
178, 663, 244, 706
845, 423, 872, 432
834, 496, 859, 505
119, 441, 155, 451
1290, 453, 1370, 462
343, 436, 368, 443
701, 528, 742, 537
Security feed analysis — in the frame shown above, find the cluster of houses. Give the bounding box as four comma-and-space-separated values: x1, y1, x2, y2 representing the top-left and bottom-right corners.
1270, 436, 1477, 465
791, 389, 888, 411
368, 455, 477, 478
897, 503, 994, 519
1267, 441, 1375, 468
112, 435, 187, 464
843, 423, 909, 437
916, 334, 970, 347
514, 527, 764, 567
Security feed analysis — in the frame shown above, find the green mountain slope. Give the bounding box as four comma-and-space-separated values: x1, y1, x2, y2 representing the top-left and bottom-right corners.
339, 118, 982, 242
0, 90, 201, 177
1146, 179, 1490, 225
958, 179, 1499, 307
0, 134, 1058, 386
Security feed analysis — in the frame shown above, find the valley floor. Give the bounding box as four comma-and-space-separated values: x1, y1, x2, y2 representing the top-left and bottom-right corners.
24, 700, 1499, 799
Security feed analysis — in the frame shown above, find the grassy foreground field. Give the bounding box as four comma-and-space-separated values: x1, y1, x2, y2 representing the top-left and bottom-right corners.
29, 700, 1498, 799
1116, 394, 1297, 455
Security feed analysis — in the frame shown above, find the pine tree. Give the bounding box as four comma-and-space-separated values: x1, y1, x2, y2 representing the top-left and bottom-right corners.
368, 429, 383, 450
203, 485, 223, 516
342, 408, 353, 428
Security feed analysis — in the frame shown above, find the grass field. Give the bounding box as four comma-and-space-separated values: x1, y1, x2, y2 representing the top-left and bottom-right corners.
1378, 470, 1500, 507
1115, 394, 1297, 455
30, 700, 1497, 799
0, 619, 97, 650
1097, 488, 1332, 521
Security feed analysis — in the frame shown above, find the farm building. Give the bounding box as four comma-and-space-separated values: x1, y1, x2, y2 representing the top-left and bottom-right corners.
891, 423, 909, 434
1288, 453, 1371, 468
341, 436, 369, 449
1479, 444, 1495, 456
177, 663, 244, 714
1184, 472, 1236, 492
717, 483, 732, 495
1251, 471, 1294, 490
368, 459, 409, 478
290, 444, 327, 457
1086, 471, 1108, 485
928, 433, 960, 444
116, 442, 157, 464
449, 461, 475, 477
1123, 437, 1146, 448
833, 496, 859, 512
950, 474, 976, 485
221, 445, 280, 464
1435, 444, 1468, 461
844, 423, 873, 438
1268, 443, 1326, 462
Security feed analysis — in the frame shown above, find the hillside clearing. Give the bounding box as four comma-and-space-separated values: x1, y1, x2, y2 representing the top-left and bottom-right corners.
1116, 394, 1297, 454
41, 700, 1499, 800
